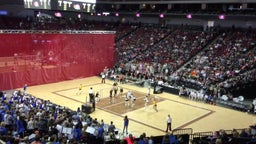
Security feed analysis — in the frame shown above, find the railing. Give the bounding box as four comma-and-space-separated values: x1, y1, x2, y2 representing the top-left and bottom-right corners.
172, 128, 193, 135
0, 30, 116, 34
191, 131, 213, 143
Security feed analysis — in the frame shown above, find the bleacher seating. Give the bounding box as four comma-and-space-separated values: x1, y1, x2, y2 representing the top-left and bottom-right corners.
0, 15, 256, 144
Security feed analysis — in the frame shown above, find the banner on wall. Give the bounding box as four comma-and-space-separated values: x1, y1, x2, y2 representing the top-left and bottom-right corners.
0, 33, 115, 90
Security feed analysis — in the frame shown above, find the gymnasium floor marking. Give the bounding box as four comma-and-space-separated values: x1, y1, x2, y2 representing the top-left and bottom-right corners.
52, 83, 214, 133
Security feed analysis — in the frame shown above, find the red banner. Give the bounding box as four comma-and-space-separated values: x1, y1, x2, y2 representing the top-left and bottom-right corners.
0, 33, 115, 90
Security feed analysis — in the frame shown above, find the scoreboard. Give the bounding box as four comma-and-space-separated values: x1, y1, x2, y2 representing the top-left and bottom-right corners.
52, 0, 96, 13
24, 0, 51, 9
24, 0, 96, 13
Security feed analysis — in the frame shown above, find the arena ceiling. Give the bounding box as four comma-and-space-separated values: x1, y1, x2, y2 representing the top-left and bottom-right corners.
96, 0, 256, 4
0, 0, 256, 5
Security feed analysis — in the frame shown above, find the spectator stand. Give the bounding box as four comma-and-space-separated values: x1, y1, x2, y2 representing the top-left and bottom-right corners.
103, 67, 254, 114
215, 98, 250, 112
190, 131, 213, 144
172, 128, 193, 144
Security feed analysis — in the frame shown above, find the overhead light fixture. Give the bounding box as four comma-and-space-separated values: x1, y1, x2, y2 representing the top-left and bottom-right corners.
187, 14, 192, 19
218, 14, 225, 20
159, 13, 164, 18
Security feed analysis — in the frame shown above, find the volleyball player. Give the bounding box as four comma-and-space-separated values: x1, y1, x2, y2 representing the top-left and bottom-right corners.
144, 94, 150, 109
125, 91, 132, 107
119, 86, 124, 97
152, 97, 158, 112
76, 84, 83, 95
113, 82, 118, 96
130, 94, 136, 108
95, 91, 100, 102
109, 89, 113, 104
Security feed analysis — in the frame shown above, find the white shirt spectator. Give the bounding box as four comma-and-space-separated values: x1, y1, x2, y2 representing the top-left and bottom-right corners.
101, 73, 105, 79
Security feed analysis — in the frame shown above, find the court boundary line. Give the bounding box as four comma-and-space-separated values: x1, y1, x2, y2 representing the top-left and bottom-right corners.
54, 83, 102, 93
52, 82, 215, 133
96, 106, 167, 133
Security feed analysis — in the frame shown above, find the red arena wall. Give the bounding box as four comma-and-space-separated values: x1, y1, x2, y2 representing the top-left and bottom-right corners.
0, 32, 115, 90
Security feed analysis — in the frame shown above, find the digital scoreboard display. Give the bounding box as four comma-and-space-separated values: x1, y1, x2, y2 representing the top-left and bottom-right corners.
24, 0, 96, 13
24, 0, 51, 9
54, 0, 96, 13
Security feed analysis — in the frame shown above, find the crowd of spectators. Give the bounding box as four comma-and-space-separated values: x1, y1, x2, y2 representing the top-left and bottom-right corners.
0, 90, 155, 144
0, 90, 197, 144
139, 30, 216, 65
115, 25, 171, 63
113, 27, 218, 82
0, 16, 254, 95
0, 90, 90, 143
191, 128, 256, 144
1, 15, 256, 143
176, 30, 256, 95
114, 26, 255, 98
113, 29, 213, 84
1, 88, 256, 144
0, 16, 115, 31
96, 3, 256, 16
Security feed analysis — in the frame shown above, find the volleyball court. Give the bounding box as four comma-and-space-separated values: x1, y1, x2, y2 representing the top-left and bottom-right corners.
95, 82, 164, 115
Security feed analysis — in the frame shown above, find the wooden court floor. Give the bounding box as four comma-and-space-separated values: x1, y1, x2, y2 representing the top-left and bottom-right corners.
22, 76, 256, 137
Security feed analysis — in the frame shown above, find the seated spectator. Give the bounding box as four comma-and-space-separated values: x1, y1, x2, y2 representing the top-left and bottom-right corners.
215, 138, 222, 144
125, 134, 135, 144
161, 134, 170, 144
240, 129, 249, 137
96, 124, 105, 143
0, 122, 7, 135
108, 121, 116, 133
31, 135, 42, 144
148, 136, 154, 144
219, 129, 229, 143
232, 129, 239, 138
138, 134, 147, 144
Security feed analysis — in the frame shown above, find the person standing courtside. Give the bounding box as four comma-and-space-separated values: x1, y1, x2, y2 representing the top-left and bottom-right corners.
166, 114, 172, 132
23, 84, 27, 95
101, 72, 106, 83
88, 87, 94, 103
123, 115, 129, 134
